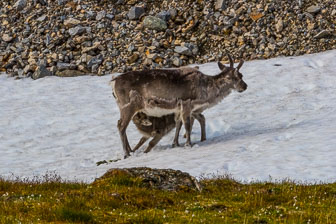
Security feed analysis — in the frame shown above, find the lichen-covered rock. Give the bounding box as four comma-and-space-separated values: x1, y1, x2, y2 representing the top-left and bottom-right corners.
97, 167, 202, 191
143, 16, 167, 31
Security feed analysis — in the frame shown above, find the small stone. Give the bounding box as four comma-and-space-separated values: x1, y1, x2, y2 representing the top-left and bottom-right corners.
128, 53, 139, 64
64, 18, 81, 27
55, 69, 85, 77
32, 65, 52, 80
82, 42, 104, 54
174, 43, 198, 56
157, 11, 171, 22
215, 0, 227, 11
23, 64, 36, 74
56, 62, 77, 71
128, 6, 145, 20
250, 12, 263, 21
306, 5, 321, 14
14, 0, 27, 11
331, 9, 336, 16
168, 8, 177, 19
174, 46, 191, 56
37, 15, 47, 22
96, 11, 106, 21
143, 16, 167, 31
147, 53, 159, 59
314, 30, 331, 39
87, 55, 103, 68
172, 57, 182, 67
68, 26, 87, 36
2, 34, 13, 42
275, 19, 284, 32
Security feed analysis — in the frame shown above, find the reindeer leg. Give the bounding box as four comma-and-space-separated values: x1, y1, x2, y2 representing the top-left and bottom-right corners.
172, 119, 182, 147
180, 100, 192, 147
144, 134, 164, 153
132, 136, 149, 152
183, 116, 195, 138
117, 105, 134, 158
118, 90, 144, 158
193, 113, 206, 142
182, 115, 192, 147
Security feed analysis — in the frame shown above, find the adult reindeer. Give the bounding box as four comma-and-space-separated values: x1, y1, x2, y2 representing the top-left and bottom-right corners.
111, 54, 247, 158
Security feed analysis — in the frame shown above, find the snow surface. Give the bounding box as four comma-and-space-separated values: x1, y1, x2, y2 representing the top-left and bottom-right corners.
1, 50, 336, 183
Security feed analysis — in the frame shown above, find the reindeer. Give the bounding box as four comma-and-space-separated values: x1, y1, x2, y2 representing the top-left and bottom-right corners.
130, 66, 206, 154
132, 111, 206, 154
111, 54, 247, 158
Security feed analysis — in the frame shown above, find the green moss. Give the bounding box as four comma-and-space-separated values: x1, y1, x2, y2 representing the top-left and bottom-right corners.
0, 174, 336, 223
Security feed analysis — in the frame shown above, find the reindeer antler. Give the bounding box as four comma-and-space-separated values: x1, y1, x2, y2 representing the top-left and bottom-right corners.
237, 60, 244, 70
227, 54, 234, 68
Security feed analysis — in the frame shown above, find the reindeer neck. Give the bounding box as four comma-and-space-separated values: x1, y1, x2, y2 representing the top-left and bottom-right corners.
204, 72, 234, 106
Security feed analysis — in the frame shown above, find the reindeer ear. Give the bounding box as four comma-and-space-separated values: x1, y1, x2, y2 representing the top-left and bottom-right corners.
217, 61, 226, 71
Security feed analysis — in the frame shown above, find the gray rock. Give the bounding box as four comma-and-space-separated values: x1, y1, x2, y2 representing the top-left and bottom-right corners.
55, 69, 85, 77
87, 55, 103, 68
314, 30, 331, 39
64, 18, 81, 27
172, 57, 182, 67
2, 34, 13, 42
157, 11, 171, 22
168, 8, 177, 19
332, 9, 336, 16
306, 5, 321, 14
128, 6, 145, 20
91, 64, 99, 73
275, 19, 284, 32
174, 46, 191, 56
106, 14, 114, 20
96, 10, 106, 21
37, 15, 47, 22
174, 43, 199, 56
14, 0, 27, 11
56, 62, 77, 71
57, 0, 66, 5
143, 16, 167, 31
68, 26, 87, 36
86, 11, 95, 20
32, 65, 52, 80
215, 0, 227, 11
116, 0, 124, 5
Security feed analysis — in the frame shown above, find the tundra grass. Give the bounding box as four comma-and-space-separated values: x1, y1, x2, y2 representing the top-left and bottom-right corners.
0, 173, 335, 224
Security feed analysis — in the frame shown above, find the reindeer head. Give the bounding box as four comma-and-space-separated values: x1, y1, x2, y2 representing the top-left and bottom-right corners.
217, 54, 247, 93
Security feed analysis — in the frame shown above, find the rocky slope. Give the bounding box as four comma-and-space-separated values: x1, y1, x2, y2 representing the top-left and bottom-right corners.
0, 0, 335, 79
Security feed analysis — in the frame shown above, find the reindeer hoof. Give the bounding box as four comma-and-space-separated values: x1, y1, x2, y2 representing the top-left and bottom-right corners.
172, 143, 180, 148
184, 142, 192, 148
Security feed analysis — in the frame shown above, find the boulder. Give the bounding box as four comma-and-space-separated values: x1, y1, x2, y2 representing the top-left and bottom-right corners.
96, 167, 202, 191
